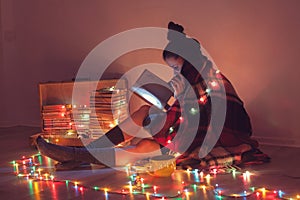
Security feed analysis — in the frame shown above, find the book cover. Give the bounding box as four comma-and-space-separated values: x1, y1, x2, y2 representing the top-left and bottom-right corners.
131, 69, 176, 112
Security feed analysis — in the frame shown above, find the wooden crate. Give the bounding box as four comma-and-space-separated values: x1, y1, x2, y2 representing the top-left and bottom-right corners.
30, 79, 128, 147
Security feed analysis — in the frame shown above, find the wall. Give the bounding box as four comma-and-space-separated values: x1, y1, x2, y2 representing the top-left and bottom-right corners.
1, 0, 300, 146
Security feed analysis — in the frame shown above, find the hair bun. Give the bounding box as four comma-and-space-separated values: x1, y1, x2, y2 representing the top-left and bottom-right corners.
168, 21, 184, 34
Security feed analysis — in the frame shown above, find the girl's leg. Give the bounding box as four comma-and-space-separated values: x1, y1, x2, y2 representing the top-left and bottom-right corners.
115, 139, 162, 166
87, 105, 151, 148
36, 105, 156, 169
36, 136, 161, 167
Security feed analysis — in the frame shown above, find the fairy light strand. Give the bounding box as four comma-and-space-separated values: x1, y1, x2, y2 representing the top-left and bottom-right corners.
11, 154, 300, 199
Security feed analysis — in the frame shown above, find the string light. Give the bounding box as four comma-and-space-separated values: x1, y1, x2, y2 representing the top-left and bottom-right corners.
11, 154, 300, 199
179, 116, 184, 122
128, 181, 133, 193
199, 97, 205, 103
153, 185, 158, 193
189, 107, 198, 115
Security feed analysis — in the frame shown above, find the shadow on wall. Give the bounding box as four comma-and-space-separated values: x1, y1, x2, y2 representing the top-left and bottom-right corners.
248, 84, 298, 147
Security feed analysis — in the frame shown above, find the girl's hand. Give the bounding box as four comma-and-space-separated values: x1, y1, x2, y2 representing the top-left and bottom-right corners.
170, 74, 185, 98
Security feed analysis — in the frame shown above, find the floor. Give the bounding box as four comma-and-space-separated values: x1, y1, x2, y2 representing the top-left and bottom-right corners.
1, 126, 300, 200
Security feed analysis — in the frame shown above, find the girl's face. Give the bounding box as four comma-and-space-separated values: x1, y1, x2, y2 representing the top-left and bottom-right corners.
165, 56, 184, 75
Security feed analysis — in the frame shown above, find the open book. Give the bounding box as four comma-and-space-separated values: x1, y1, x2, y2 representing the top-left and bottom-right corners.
131, 69, 176, 112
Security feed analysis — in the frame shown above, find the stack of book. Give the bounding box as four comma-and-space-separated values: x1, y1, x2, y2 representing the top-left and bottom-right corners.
89, 88, 128, 139
42, 104, 72, 134
71, 105, 91, 137
41, 88, 128, 139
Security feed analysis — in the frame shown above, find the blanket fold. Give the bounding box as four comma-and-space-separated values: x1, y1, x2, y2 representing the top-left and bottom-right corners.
176, 144, 270, 169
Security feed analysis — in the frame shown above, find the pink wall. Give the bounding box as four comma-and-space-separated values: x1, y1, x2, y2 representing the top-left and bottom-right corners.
1, 0, 300, 146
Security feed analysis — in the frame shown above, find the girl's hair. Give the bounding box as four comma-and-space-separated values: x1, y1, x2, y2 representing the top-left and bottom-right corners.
162, 50, 179, 60
163, 21, 185, 60
163, 21, 201, 61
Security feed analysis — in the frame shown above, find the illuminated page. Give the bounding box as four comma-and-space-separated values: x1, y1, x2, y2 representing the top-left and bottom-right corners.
131, 69, 176, 112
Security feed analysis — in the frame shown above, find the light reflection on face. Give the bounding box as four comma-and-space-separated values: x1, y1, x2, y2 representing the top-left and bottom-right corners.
165, 56, 184, 75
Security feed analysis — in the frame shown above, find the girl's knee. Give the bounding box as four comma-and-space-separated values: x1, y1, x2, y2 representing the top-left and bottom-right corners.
136, 139, 160, 153
131, 105, 151, 126
137, 105, 151, 114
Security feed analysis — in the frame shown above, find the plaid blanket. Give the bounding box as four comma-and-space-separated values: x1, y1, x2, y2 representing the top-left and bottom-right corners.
143, 59, 271, 169
175, 144, 270, 169
147, 60, 259, 154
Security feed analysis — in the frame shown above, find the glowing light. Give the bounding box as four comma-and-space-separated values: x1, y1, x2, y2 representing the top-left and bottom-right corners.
131, 86, 164, 110
199, 97, 205, 103
126, 164, 131, 176
129, 181, 133, 193
205, 174, 211, 185
146, 193, 151, 200
179, 116, 183, 122
44, 173, 49, 180
167, 140, 172, 144
109, 86, 115, 91
210, 81, 218, 88
193, 184, 197, 191
13, 154, 300, 200
278, 190, 284, 198
189, 107, 198, 115
200, 171, 204, 181
185, 189, 190, 200
213, 168, 217, 175
243, 171, 251, 182
260, 188, 267, 198
74, 181, 79, 188
153, 185, 158, 193
66, 131, 74, 136
93, 186, 99, 190
245, 171, 251, 177
232, 169, 236, 179
169, 127, 174, 133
